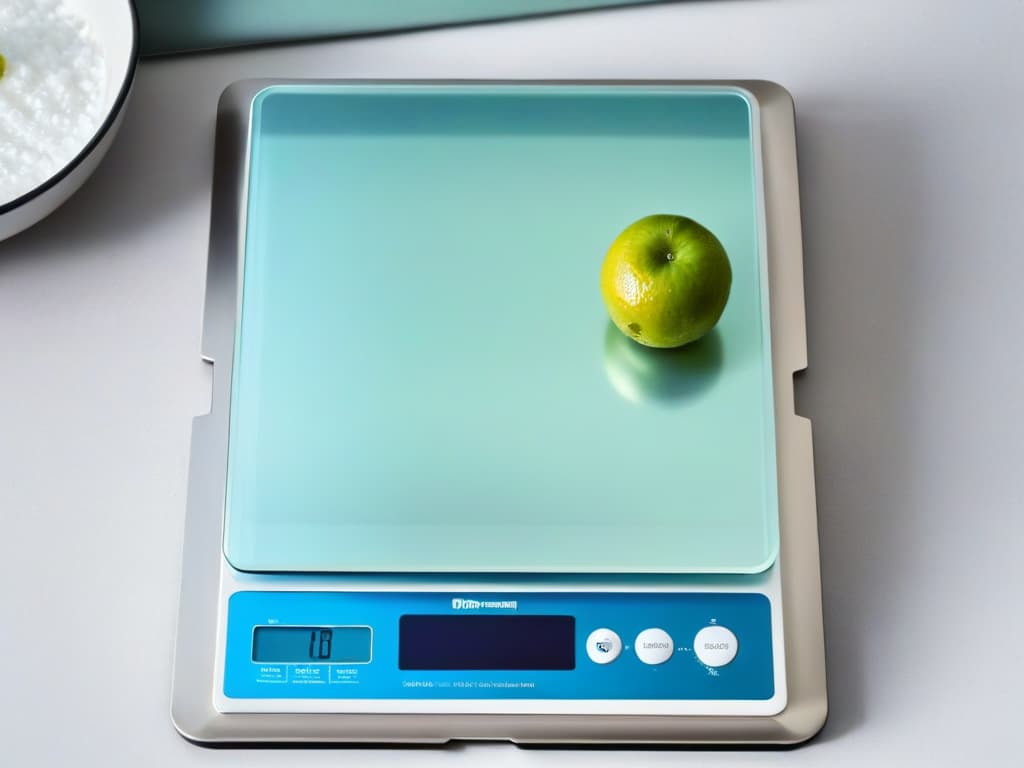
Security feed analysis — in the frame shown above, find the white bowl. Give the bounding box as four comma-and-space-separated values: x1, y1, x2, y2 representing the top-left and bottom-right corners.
0, 0, 139, 242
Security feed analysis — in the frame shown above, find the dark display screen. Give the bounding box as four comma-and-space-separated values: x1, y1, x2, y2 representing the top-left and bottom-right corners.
399, 614, 575, 670
251, 626, 372, 663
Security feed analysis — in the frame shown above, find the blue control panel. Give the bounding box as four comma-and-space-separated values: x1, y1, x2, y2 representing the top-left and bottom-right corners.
224, 592, 774, 700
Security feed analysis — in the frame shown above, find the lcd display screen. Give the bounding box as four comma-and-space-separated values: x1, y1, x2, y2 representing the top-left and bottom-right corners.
399, 615, 575, 670
251, 626, 372, 663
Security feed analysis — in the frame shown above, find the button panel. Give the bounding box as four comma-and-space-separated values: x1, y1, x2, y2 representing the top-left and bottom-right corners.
225, 591, 773, 701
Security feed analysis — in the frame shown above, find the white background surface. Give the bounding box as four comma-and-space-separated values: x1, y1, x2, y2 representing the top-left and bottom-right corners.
2, 0, 1023, 765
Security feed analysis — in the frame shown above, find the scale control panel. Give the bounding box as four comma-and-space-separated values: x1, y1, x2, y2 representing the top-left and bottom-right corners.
223, 591, 773, 701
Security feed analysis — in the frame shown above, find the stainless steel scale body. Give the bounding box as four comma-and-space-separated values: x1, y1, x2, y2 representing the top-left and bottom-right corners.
171, 79, 826, 745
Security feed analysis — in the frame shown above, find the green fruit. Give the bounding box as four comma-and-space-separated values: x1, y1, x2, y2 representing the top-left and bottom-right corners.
600, 214, 732, 348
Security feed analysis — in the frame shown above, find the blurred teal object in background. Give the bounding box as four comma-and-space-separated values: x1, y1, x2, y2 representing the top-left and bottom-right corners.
136, 0, 662, 55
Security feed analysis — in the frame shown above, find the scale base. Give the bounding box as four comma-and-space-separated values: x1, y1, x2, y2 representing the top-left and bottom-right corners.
171, 78, 826, 746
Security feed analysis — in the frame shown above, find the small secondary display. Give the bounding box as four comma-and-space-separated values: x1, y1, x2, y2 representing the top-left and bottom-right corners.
399, 614, 575, 670
252, 626, 371, 663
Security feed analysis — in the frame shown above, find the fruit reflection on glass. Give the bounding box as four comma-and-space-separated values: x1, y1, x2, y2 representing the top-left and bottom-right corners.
600, 214, 732, 348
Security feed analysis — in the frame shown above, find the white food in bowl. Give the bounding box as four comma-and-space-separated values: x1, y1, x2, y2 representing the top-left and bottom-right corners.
0, 0, 108, 204
0, 0, 137, 241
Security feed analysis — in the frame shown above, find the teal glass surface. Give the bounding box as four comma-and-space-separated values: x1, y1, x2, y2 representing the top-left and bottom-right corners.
225, 85, 778, 574
136, 1, 660, 55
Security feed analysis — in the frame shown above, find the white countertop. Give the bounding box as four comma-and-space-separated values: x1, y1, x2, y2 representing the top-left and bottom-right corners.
2, 0, 1022, 765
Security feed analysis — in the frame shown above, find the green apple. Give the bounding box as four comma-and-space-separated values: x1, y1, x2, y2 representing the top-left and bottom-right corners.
600, 214, 732, 348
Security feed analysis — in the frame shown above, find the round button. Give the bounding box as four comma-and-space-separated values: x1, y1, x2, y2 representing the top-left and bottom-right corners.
634, 628, 674, 665
693, 625, 738, 667
585, 628, 622, 664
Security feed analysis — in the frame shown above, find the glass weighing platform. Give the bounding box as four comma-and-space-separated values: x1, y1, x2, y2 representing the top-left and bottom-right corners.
171, 80, 826, 745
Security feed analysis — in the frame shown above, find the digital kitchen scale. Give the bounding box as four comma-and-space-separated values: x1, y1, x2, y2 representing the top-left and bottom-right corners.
171, 80, 826, 745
